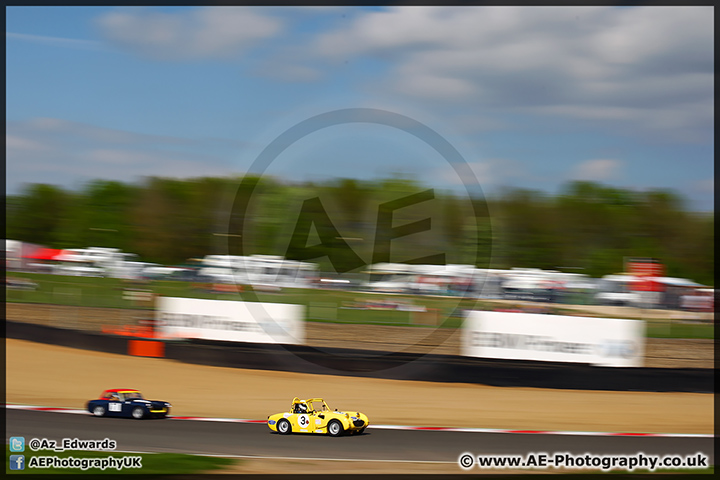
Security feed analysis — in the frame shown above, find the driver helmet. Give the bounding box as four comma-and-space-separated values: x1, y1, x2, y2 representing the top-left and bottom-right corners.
297, 403, 307, 413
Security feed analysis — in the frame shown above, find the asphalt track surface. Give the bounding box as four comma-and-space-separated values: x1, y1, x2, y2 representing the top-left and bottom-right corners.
6, 409, 714, 466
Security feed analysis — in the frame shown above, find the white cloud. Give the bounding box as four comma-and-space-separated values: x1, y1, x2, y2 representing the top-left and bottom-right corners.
438, 157, 528, 188
395, 73, 477, 100
85, 149, 147, 166
89, 6, 713, 142
6, 134, 48, 153
6, 118, 244, 194
570, 159, 623, 181
306, 6, 712, 141
95, 7, 282, 60
693, 178, 713, 194
13, 117, 191, 147
467, 161, 492, 185
6, 32, 102, 51
79, 148, 236, 179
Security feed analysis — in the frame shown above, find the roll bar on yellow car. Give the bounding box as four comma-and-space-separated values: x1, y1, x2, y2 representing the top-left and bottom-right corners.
289, 397, 331, 413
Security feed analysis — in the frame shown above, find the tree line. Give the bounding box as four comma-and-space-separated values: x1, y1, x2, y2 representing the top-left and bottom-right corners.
5, 176, 714, 285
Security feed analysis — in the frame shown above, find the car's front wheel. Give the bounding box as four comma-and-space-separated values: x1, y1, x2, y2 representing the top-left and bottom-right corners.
92, 405, 106, 417
131, 407, 145, 419
277, 419, 291, 435
327, 420, 344, 437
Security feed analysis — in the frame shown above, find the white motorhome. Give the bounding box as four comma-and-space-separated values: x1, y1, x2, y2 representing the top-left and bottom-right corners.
53, 247, 142, 278
199, 254, 317, 288
594, 274, 642, 306
363, 263, 418, 293
5, 239, 22, 270
363, 263, 477, 295
478, 267, 594, 302
594, 274, 706, 309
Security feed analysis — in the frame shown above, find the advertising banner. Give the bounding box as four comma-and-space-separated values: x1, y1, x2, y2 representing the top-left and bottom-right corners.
156, 297, 305, 345
463, 311, 645, 367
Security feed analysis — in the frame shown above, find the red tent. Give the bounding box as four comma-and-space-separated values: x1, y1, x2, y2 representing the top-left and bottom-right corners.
23, 248, 64, 261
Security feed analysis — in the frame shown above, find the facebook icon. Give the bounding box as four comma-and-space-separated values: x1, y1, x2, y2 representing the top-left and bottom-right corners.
9, 455, 25, 470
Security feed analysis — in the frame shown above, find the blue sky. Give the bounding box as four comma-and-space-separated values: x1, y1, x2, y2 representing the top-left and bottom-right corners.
6, 6, 714, 211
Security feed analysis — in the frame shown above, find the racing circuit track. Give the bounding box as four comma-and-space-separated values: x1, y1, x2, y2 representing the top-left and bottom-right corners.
7, 409, 714, 469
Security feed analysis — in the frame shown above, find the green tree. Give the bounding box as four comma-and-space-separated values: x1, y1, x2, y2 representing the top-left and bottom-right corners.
495, 188, 561, 270
7, 184, 70, 247
4, 177, 713, 286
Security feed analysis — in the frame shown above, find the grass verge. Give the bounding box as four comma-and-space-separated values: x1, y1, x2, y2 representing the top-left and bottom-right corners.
6, 272, 713, 338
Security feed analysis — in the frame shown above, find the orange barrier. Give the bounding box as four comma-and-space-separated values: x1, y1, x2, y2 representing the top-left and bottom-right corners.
102, 325, 157, 338
128, 339, 165, 358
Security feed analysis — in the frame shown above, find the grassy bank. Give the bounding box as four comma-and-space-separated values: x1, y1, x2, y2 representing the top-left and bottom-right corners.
6, 272, 713, 338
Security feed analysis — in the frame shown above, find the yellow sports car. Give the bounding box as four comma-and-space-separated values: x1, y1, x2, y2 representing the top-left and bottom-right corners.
267, 397, 369, 437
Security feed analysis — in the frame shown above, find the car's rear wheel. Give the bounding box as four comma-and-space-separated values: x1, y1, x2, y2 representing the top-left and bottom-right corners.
131, 407, 145, 419
327, 420, 343, 437
277, 419, 291, 435
92, 406, 106, 417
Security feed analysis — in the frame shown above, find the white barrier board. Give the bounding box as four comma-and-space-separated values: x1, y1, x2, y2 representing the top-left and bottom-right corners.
462, 311, 645, 367
156, 297, 305, 345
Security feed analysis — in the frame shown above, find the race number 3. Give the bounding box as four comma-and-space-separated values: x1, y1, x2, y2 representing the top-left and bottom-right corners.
298, 414, 309, 428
